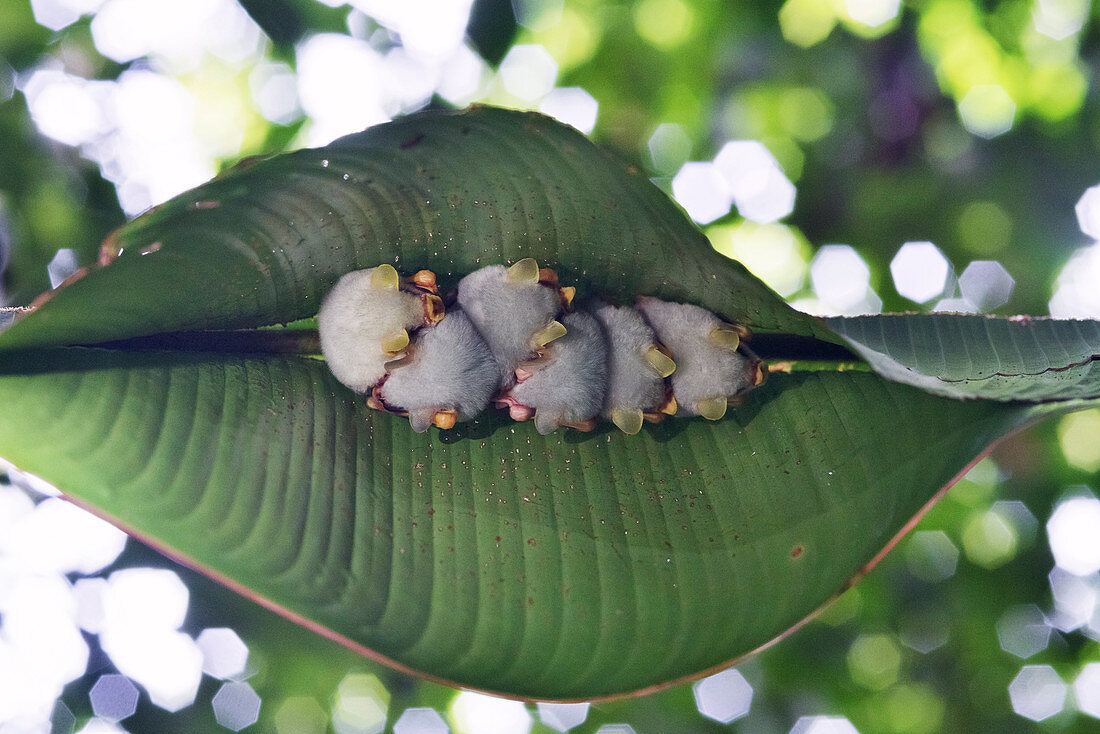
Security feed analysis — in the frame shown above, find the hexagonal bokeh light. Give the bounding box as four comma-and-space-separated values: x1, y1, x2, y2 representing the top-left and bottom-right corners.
889, 242, 950, 303
211, 681, 262, 732
538, 87, 598, 134
196, 627, 249, 680
535, 702, 589, 732
1008, 665, 1066, 721
810, 245, 873, 314
691, 668, 753, 723
498, 44, 558, 101
904, 530, 959, 582
1047, 495, 1100, 576
594, 726, 636, 734
1075, 184, 1100, 240
995, 605, 1051, 659
89, 674, 139, 722
332, 673, 390, 734
672, 161, 732, 224
845, 0, 900, 27
393, 707, 450, 734
1075, 662, 1100, 719
789, 715, 860, 734
450, 692, 531, 734
957, 261, 1014, 311
958, 85, 1016, 139
713, 140, 796, 224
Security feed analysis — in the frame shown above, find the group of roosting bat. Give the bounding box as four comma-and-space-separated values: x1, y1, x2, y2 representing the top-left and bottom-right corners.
318, 259, 766, 435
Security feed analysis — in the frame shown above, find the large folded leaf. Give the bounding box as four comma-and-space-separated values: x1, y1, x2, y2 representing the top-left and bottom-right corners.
0, 347, 1069, 700
828, 314, 1100, 401
0, 106, 827, 353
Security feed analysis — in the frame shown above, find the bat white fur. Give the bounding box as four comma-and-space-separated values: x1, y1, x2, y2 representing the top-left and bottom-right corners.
508, 309, 609, 435
380, 309, 498, 432
318, 267, 425, 392
590, 299, 668, 419
456, 264, 562, 388
635, 297, 754, 417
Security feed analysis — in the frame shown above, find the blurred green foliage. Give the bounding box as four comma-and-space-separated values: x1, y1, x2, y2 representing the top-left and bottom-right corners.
2, 0, 1100, 732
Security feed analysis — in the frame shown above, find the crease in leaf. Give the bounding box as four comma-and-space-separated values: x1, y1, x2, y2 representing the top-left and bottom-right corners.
827, 314, 1100, 401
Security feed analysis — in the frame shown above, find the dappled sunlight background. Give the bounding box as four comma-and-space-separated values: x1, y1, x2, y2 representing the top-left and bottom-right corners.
4, 0, 1100, 732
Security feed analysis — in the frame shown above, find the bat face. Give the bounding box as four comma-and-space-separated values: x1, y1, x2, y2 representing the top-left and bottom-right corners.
378, 309, 498, 433
319, 262, 764, 433
455, 259, 567, 389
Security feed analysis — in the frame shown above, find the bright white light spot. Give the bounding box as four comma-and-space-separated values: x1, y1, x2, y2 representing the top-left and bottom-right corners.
249, 63, 300, 126
536, 702, 589, 732
996, 605, 1051, 659
713, 141, 796, 224
0, 574, 89, 704
512, 0, 565, 31
1008, 665, 1066, 721
23, 69, 108, 147
102, 568, 189, 633
692, 668, 753, 723
90, 674, 139, 722
594, 726, 635, 734
297, 34, 388, 146
905, 530, 959, 582
380, 47, 438, 116
810, 245, 871, 313
351, 0, 475, 59
0, 484, 35, 536
212, 681, 262, 731
31, 0, 106, 31
101, 630, 203, 712
90, 0, 261, 70
539, 87, 598, 134
499, 45, 558, 102
393, 707, 450, 734
1048, 496, 1100, 575
789, 715, 861, 734
890, 241, 950, 303
3, 496, 126, 574
196, 628, 249, 680
436, 44, 489, 105
73, 577, 108, 634
672, 162, 732, 224
648, 123, 692, 174
1050, 242, 1100, 318
958, 85, 1016, 139
1075, 663, 1100, 718
846, 0, 900, 27
108, 69, 216, 214
451, 692, 531, 734
714, 141, 779, 201
1075, 185, 1100, 239
711, 221, 808, 297
46, 248, 80, 289
1047, 567, 1099, 632
1034, 0, 1089, 40
76, 720, 130, 734
958, 260, 1014, 311
332, 673, 390, 734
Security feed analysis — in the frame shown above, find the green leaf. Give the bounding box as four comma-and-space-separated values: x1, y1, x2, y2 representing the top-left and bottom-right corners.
0, 106, 828, 353
0, 348, 1066, 699
827, 314, 1100, 401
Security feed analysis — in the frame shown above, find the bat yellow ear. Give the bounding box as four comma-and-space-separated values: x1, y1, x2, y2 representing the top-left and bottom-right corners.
370, 264, 400, 290
507, 258, 540, 284
611, 409, 644, 435
381, 329, 409, 354
696, 396, 727, 421
533, 320, 567, 348
644, 345, 676, 378
708, 325, 741, 352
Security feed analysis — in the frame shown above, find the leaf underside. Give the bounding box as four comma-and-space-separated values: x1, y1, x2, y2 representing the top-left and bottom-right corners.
828, 314, 1100, 401
0, 106, 827, 353
1, 107, 1098, 700
0, 348, 1053, 699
